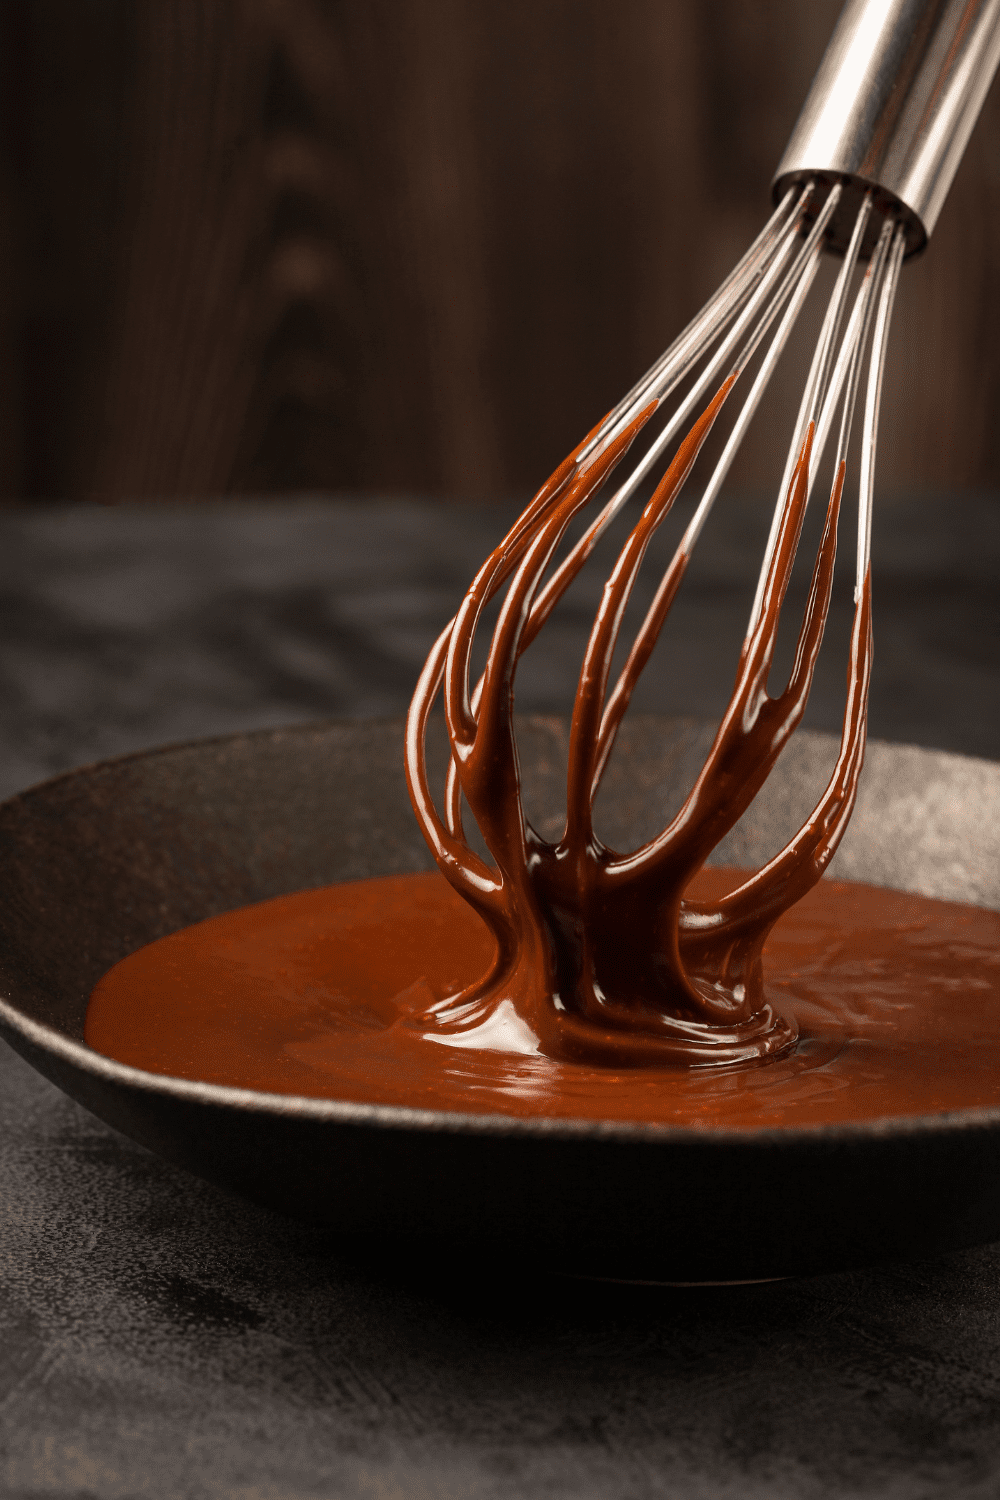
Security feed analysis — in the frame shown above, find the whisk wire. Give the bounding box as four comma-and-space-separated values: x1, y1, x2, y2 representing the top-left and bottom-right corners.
771, 192, 873, 527
746, 208, 902, 638
575, 180, 840, 581
857, 223, 906, 597
599, 185, 826, 531
676, 203, 831, 559
814, 210, 890, 476
578, 185, 806, 467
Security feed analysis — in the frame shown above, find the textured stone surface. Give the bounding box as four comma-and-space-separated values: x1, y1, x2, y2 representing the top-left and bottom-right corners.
0, 495, 999, 1497
6, 1035, 1000, 1499
0, 490, 996, 801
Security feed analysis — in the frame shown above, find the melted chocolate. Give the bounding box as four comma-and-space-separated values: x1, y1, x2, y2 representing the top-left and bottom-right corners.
406, 387, 869, 1067
85, 869, 1000, 1128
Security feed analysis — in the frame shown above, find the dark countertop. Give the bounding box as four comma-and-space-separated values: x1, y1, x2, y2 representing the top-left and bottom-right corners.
1, 493, 999, 1498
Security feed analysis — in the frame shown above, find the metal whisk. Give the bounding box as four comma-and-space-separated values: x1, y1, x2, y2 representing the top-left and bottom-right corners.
405, 1, 1000, 1066
579, 0, 1000, 650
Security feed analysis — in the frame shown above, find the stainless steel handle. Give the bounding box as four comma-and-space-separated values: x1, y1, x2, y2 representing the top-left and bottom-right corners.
773, 0, 1000, 256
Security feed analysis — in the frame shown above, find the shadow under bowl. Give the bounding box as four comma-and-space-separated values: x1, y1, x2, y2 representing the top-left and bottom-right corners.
0, 715, 998, 1283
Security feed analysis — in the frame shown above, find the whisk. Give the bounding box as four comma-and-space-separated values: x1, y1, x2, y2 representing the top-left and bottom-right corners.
405, 0, 1000, 1068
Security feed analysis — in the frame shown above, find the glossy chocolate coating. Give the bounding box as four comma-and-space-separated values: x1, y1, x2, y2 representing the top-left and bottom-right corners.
86, 870, 1000, 1128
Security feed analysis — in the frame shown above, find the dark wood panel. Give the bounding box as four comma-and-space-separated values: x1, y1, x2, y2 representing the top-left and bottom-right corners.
1, 0, 997, 501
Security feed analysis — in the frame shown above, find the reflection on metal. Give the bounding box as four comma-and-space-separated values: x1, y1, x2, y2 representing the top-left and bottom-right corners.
774, 0, 1000, 255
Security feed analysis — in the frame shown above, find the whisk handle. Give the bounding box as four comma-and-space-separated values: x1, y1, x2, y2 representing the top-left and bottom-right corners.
772, 0, 1000, 257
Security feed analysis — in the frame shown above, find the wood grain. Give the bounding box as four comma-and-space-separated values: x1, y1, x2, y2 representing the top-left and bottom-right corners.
1, 0, 998, 501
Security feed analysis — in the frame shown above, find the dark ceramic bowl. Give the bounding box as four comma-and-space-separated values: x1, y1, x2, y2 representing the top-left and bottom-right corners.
0, 716, 998, 1282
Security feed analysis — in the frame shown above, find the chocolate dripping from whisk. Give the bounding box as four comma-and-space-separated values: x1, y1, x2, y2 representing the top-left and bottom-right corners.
404, 200, 904, 1069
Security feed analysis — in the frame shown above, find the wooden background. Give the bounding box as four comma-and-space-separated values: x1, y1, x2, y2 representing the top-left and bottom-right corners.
1, 0, 998, 503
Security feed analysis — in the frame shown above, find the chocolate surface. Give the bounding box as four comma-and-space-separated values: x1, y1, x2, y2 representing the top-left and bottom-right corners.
86, 869, 1000, 1128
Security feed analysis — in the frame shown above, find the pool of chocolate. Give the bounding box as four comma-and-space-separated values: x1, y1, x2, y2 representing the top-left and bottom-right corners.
86, 869, 1000, 1130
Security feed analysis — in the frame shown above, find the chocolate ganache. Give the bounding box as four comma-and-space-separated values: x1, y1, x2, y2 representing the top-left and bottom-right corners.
85, 872, 1000, 1126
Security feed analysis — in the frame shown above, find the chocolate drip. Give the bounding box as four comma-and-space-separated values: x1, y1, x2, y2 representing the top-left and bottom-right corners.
405, 384, 873, 1067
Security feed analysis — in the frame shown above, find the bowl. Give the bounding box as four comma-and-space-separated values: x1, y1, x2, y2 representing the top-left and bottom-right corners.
1, 715, 998, 1282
